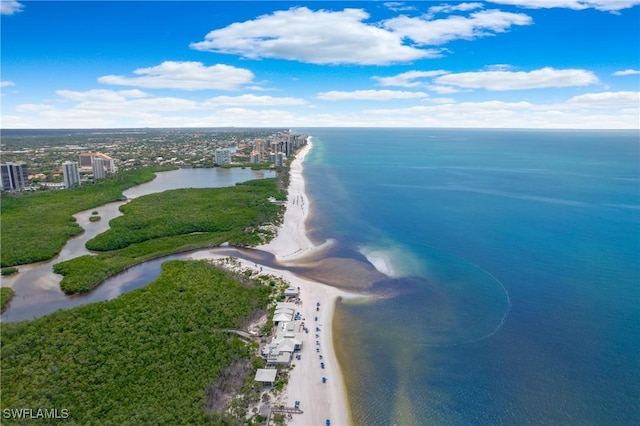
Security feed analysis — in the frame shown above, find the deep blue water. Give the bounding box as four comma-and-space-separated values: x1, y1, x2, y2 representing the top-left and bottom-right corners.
295, 128, 640, 425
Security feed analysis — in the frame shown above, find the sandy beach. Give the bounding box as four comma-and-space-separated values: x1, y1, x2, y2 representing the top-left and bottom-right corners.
257, 142, 317, 260
192, 139, 354, 424
258, 139, 354, 425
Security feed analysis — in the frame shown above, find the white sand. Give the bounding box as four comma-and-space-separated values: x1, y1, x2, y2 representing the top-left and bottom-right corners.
258, 138, 354, 425
257, 141, 319, 260
189, 137, 353, 424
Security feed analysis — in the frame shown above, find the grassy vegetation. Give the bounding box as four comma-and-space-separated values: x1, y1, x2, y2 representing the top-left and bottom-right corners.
54, 178, 285, 294
220, 162, 276, 171
1, 267, 19, 276
89, 215, 101, 222
1, 260, 271, 425
86, 179, 282, 251
1, 287, 15, 313
0, 167, 175, 267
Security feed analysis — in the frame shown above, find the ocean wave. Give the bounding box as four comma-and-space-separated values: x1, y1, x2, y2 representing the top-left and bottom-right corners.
359, 241, 426, 279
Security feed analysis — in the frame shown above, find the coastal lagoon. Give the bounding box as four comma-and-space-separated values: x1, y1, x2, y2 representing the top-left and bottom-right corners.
1, 167, 275, 322
297, 128, 639, 425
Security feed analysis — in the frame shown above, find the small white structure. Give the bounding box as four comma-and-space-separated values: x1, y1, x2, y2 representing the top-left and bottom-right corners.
255, 368, 277, 387
284, 286, 299, 298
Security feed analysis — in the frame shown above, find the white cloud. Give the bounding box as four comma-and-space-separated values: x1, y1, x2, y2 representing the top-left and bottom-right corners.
56, 89, 150, 102
434, 67, 599, 90
428, 2, 485, 15
5, 90, 309, 128
1, 80, 16, 88
0, 0, 24, 15
202, 94, 306, 107
374, 70, 449, 87
384, 2, 417, 12
430, 97, 457, 104
52, 89, 199, 113
567, 91, 640, 107
426, 85, 463, 94
190, 7, 438, 65
4, 87, 637, 130
316, 90, 428, 101
98, 61, 254, 91
613, 69, 640, 76
484, 64, 514, 71
361, 99, 638, 128
15, 104, 55, 112
4, 95, 638, 129
383, 9, 532, 45
488, 0, 640, 12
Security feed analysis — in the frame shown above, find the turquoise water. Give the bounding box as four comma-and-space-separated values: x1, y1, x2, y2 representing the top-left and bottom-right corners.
296, 128, 640, 425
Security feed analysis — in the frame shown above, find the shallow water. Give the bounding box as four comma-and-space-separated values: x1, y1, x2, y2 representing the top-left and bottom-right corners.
300, 128, 640, 425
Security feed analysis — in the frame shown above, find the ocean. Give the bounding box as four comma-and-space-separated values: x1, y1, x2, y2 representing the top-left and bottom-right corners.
295, 128, 640, 425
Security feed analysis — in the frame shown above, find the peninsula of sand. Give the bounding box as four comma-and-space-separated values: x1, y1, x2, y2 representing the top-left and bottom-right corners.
256, 139, 353, 426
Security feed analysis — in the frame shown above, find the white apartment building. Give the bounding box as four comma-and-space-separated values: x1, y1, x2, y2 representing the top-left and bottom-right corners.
62, 161, 81, 188
92, 157, 107, 180
215, 148, 232, 165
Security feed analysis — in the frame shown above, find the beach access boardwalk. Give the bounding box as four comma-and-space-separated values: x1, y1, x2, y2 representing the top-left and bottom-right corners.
272, 406, 304, 415
219, 328, 254, 341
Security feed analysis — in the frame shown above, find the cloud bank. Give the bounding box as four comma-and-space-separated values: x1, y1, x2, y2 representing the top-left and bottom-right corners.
98, 61, 254, 91
191, 6, 531, 65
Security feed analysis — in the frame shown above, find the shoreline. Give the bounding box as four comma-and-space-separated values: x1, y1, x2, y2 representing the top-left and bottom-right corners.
258, 138, 354, 425
257, 141, 318, 260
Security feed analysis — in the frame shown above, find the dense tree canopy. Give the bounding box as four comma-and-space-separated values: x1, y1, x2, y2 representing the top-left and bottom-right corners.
54, 179, 284, 294
1, 260, 271, 425
0, 167, 172, 267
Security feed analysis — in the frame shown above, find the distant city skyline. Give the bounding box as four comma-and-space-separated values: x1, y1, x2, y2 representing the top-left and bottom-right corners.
1, 0, 639, 129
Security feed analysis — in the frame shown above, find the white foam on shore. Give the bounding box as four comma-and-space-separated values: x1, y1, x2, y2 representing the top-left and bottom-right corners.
361, 249, 397, 277
360, 241, 425, 279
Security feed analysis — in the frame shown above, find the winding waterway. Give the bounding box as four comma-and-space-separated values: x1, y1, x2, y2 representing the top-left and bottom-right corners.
1, 167, 275, 322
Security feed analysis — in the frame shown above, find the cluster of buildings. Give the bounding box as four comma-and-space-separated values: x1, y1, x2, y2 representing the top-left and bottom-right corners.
261, 298, 305, 366
1, 152, 116, 191
60, 152, 117, 189
216, 131, 308, 167
1, 162, 29, 191
255, 287, 304, 389
1, 130, 308, 192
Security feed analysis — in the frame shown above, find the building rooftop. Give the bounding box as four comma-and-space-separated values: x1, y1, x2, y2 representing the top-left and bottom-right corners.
255, 368, 278, 383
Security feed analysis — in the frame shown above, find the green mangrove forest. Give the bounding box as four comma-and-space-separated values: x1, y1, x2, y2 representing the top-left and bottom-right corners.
1, 260, 275, 425
1, 148, 300, 424
1, 287, 15, 313
53, 178, 285, 294
0, 167, 174, 267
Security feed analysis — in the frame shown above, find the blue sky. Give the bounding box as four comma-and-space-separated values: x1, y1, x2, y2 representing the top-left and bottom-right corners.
1, 0, 639, 128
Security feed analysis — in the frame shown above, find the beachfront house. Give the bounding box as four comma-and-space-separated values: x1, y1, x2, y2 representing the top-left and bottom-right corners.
262, 319, 305, 366
255, 368, 278, 387
273, 302, 297, 325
